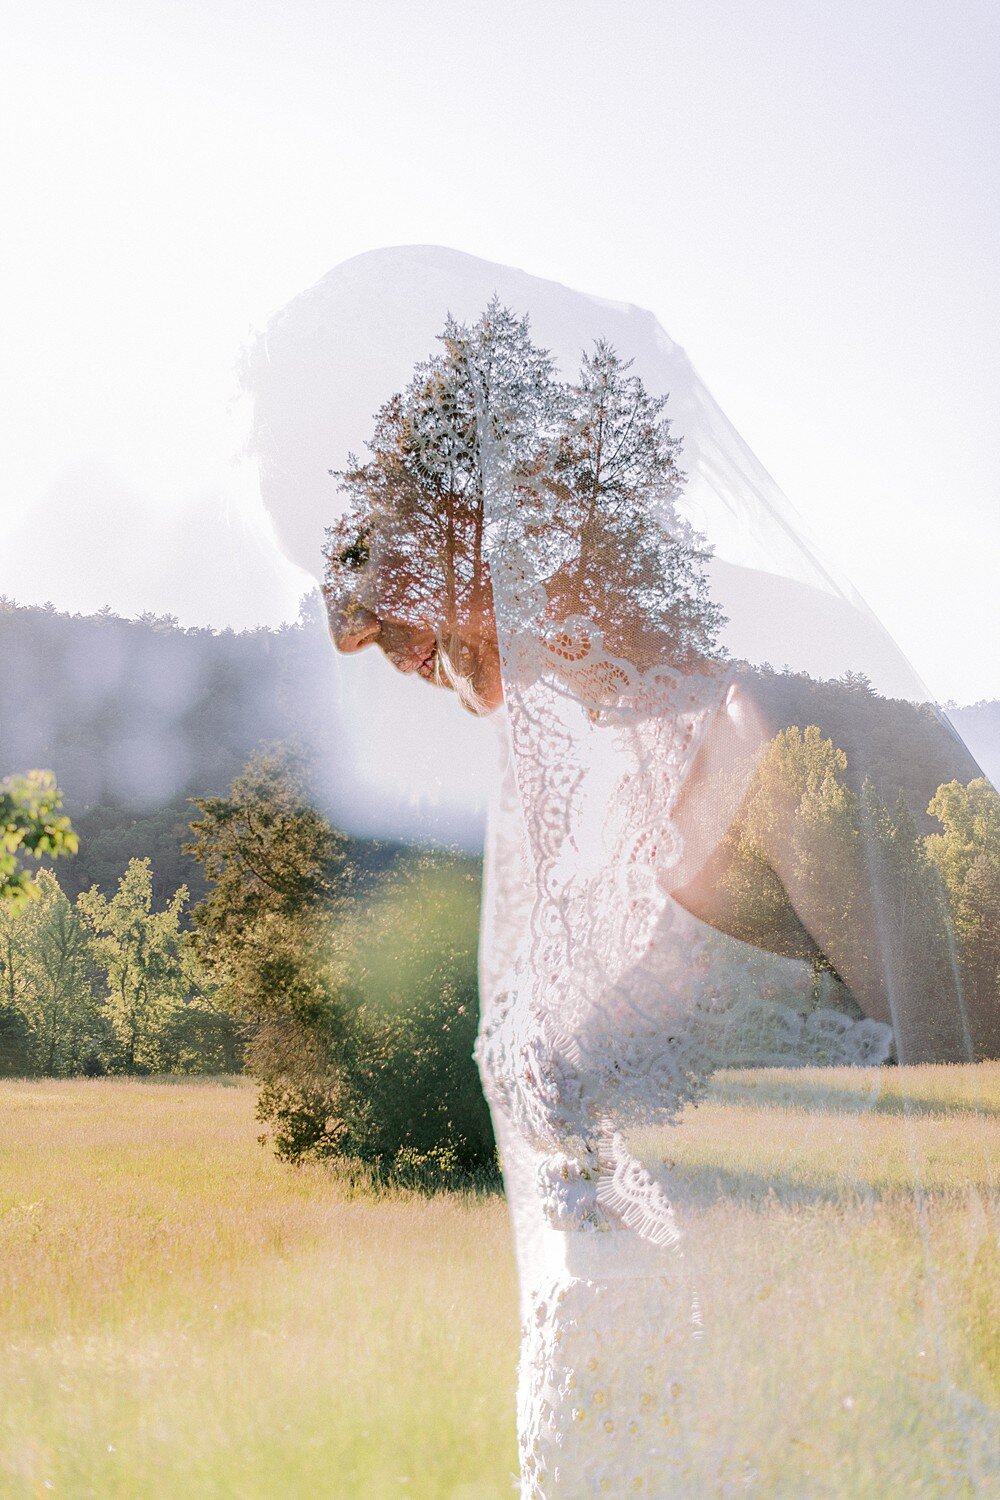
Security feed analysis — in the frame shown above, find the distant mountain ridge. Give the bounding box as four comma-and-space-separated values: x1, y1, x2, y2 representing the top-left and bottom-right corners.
0, 598, 337, 811
2, 599, 996, 855
947, 700, 1000, 789
0, 597, 487, 905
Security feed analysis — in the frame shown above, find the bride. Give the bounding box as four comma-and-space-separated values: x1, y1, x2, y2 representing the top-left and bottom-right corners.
244, 247, 992, 1496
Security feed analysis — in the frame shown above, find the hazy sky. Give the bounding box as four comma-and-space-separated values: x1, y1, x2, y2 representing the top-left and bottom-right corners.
3, 0, 997, 703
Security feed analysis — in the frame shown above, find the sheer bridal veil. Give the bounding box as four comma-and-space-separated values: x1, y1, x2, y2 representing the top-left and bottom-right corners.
242, 246, 998, 1494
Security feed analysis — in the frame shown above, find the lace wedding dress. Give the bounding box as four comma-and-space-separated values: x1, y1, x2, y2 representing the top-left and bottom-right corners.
244, 245, 994, 1499
475, 654, 893, 1497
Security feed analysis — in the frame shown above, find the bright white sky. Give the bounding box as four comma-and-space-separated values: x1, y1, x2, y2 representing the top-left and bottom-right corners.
2, 0, 997, 704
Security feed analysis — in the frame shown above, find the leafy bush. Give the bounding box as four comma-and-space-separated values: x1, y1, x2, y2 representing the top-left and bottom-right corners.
251, 855, 496, 1185
188, 746, 496, 1185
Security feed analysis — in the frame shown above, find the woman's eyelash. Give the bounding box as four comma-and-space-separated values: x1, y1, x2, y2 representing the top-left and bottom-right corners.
338, 533, 370, 570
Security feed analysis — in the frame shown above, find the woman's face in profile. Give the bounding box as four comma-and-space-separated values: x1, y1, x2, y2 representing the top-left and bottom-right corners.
324, 531, 503, 715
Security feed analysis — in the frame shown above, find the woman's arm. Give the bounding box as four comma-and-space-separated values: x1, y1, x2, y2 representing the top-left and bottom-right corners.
671, 680, 971, 1064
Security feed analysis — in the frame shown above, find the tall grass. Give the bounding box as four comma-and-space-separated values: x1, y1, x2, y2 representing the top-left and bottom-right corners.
0, 1078, 518, 1498
1, 1067, 997, 1497
634, 1063, 1000, 1497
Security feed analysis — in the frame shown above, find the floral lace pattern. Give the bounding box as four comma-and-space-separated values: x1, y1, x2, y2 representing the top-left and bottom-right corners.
476, 469, 893, 1495
476, 674, 892, 1494
517, 1272, 699, 1498
475, 888, 893, 1248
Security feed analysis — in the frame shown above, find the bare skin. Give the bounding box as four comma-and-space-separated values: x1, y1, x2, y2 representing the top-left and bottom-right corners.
331, 595, 969, 1064
328, 601, 504, 715
668, 680, 969, 1062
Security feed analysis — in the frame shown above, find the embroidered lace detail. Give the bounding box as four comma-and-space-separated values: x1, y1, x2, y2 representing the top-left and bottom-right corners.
474, 592, 893, 1496
475, 860, 894, 1250
476, 479, 894, 1496
594, 1134, 681, 1249
517, 1272, 699, 1497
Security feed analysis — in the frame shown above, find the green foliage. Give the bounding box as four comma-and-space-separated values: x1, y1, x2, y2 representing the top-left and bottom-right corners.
187, 743, 351, 946
324, 302, 725, 678
151, 994, 245, 1074
0, 771, 78, 907
185, 744, 354, 1073
545, 340, 726, 667
742, 665, 983, 830
0, 739, 423, 1083
249, 856, 494, 1183
724, 725, 981, 1059
78, 858, 195, 1073
59, 797, 210, 907
0, 853, 242, 1079
186, 744, 364, 1152
0, 869, 109, 1076
724, 725, 862, 984
249, 853, 494, 1183
858, 781, 962, 1057
187, 745, 495, 1183
926, 777, 1000, 894
926, 778, 1000, 1055
300, 854, 491, 1179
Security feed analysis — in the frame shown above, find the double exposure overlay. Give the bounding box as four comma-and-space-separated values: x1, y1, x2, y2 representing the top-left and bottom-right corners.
246, 248, 999, 1497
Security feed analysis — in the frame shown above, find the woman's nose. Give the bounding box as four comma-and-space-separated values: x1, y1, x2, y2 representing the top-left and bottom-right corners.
329, 604, 381, 653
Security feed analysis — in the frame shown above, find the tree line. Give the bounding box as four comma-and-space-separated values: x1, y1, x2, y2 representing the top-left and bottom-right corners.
0, 856, 241, 1078
2, 730, 998, 1183
0, 744, 493, 1182
722, 724, 1000, 1057
0, 593, 344, 821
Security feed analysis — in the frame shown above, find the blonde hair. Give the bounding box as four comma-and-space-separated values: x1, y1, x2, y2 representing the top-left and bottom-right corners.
433, 628, 497, 717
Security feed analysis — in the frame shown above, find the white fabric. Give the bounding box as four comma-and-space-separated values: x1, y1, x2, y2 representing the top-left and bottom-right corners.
245, 247, 992, 1498
476, 657, 891, 1496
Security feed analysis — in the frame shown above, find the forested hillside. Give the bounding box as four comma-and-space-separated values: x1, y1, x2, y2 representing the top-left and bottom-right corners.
3, 600, 997, 1090
2, 596, 997, 901
0, 595, 340, 810
0, 595, 348, 898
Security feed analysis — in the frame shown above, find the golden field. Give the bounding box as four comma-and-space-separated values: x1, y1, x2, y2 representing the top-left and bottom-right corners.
1, 1067, 997, 1498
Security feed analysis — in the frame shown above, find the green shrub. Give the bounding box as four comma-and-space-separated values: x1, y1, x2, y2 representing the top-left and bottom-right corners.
252, 854, 497, 1186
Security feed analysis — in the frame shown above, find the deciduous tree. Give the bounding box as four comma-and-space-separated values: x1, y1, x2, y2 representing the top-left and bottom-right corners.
0, 870, 103, 1075
0, 771, 77, 906
78, 858, 189, 1072
926, 777, 1000, 1054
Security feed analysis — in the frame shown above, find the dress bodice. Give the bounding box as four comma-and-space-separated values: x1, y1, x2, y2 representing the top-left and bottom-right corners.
475, 694, 894, 1497
477, 887, 892, 1264
476, 700, 894, 1263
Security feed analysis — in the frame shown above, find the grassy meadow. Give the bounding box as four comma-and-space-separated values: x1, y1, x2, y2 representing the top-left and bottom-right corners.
1, 1066, 998, 1498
